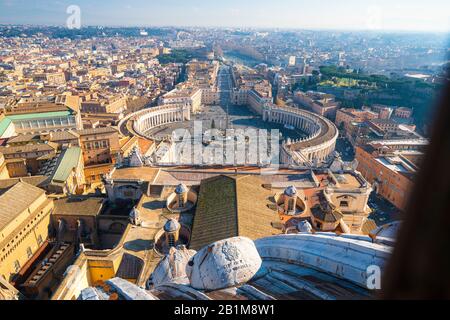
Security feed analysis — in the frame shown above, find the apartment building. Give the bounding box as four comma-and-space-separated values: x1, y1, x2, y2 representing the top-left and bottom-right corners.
81, 95, 127, 114
78, 127, 121, 166
0, 182, 54, 282
356, 144, 419, 211
294, 90, 340, 120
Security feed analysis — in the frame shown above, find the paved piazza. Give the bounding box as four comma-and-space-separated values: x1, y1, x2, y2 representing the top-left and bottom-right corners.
128, 64, 338, 166
145, 104, 307, 141
143, 64, 306, 142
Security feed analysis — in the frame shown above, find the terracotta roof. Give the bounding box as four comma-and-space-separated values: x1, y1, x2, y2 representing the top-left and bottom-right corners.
311, 204, 343, 223
120, 136, 139, 153
0, 142, 57, 155
115, 253, 144, 280
152, 169, 318, 189
110, 167, 160, 182
0, 176, 49, 191
0, 182, 46, 231
78, 127, 118, 136
362, 219, 378, 235
49, 130, 80, 141
137, 138, 155, 155
6, 133, 40, 144
190, 176, 237, 250
7, 131, 79, 145
190, 175, 279, 250
235, 176, 282, 240
53, 197, 104, 217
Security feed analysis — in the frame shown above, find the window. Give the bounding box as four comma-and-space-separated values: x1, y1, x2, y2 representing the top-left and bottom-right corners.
340, 201, 349, 208
13, 260, 20, 273
288, 198, 295, 212
168, 234, 176, 247
37, 235, 43, 245
27, 247, 33, 258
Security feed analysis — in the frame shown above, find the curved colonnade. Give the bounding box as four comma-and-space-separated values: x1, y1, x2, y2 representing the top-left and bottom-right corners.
127, 104, 191, 140
124, 102, 338, 167
263, 105, 338, 165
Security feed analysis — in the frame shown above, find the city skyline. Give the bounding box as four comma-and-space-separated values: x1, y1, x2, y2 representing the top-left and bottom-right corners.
0, 0, 448, 302
1, 0, 450, 33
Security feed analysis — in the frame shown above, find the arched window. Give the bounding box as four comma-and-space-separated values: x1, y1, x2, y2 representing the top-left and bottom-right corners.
288, 198, 295, 212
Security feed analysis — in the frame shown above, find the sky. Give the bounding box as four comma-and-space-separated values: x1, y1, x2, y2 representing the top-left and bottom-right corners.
0, 0, 449, 32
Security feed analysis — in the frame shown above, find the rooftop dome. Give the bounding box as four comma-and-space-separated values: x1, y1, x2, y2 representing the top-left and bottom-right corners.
186, 237, 262, 291
284, 185, 297, 197
163, 219, 181, 233
175, 183, 188, 194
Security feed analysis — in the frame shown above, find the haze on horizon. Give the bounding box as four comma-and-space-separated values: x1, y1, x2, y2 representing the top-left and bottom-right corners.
0, 0, 449, 33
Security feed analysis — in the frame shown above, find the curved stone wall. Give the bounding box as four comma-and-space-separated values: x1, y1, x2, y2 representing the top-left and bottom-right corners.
255, 233, 391, 289
128, 104, 191, 140
263, 105, 338, 165
166, 190, 198, 213
125, 102, 337, 167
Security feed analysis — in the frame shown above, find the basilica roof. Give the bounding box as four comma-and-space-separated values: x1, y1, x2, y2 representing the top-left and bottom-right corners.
189, 175, 279, 250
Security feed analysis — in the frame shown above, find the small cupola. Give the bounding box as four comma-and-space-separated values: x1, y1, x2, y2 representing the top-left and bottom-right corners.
164, 219, 181, 248
129, 206, 141, 226
283, 186, 298, 214
175, 183, 188, 208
